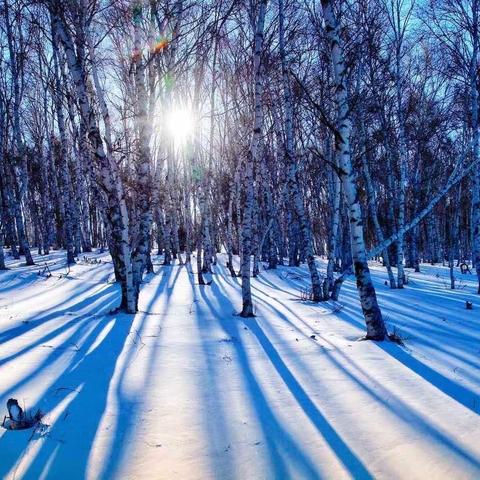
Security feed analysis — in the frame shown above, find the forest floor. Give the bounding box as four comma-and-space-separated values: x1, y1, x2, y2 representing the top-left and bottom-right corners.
0, 250, 480, 480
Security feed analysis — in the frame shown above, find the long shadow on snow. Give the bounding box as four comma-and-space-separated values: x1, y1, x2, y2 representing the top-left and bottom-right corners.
0, 267, 175, 479
0, 313, 132, 479
379, 339, 480, 415
315, 324, 480, 471
0, 285, 120, 402
0, 256, 112, 303
0, 281, 117, 345
253, 289, 480, 473
244, 316, 373, 479
186, 271, 238, 480
96, 264, 181, 480
198, 285, 318, 479
0, 285, 119, 367
199, 277, 372, 479
336, 296, 480, 414
235, 270, 480, 472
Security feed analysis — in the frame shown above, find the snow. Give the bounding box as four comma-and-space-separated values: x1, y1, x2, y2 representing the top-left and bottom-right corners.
1, 251, 480, 479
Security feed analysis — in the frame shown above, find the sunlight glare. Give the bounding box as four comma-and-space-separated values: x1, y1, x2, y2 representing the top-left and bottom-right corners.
166, 108, 194, 145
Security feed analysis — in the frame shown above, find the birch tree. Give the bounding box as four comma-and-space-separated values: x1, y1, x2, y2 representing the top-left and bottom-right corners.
49, 1, 136, 312
2, 0, 34, 265
320, 0, 387, 339
240, 0, 268, 317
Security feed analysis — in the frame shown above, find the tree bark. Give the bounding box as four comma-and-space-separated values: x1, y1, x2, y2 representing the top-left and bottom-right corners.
51, 4, 136, 312
240, 0, 268, 317
321, 0, 387, 340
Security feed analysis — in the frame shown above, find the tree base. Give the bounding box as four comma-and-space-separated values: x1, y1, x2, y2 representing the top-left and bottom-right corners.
109, 305, 136, 315
359, 334, 386, 342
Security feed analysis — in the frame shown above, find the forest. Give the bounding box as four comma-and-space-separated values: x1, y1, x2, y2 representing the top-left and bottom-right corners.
1, 0, 480, 478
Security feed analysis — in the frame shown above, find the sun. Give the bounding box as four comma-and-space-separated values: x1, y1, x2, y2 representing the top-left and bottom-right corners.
166, 108, 195, 145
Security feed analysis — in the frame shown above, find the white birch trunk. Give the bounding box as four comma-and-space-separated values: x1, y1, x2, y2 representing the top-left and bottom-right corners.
279, 0, 322, 300
3, 0, 33, 265
395, 53, 408, 288
131, 2, 154, 307
240, 0, 268, 317
0, 187, 6, 269
51, 5, 135, 312
325, 158, 341, 295
226, 180, 237, 276
470, 2, 480, 293
321, 0, 387, 339
51, 29, 76, 264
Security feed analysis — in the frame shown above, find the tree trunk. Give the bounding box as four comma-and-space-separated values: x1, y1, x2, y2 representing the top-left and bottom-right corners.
321, 0, 387, 340
279, 0, 322, 300
51, 4, 135, 312
131, 3, 154, 309
240, 0, 268, 317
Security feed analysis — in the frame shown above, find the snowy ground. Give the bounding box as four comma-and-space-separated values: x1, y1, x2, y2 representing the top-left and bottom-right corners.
1, 250, 480, 480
